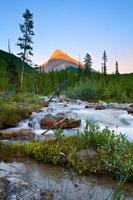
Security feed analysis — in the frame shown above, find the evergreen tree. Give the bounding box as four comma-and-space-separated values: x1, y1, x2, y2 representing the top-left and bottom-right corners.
102, 50, 107, 75
101, 63, 104, 74
78, 65, 82, 79
7, 57, 19, 91
115, 61, 119, 74
7, 39, 19, 91
17, 9, 34, 91
83, 53, 92, 74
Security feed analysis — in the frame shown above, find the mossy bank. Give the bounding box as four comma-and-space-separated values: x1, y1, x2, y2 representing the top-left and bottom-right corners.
0, 93, 47, 129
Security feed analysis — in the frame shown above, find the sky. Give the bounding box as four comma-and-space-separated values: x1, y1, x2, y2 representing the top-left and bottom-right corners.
0, 0, 133, 73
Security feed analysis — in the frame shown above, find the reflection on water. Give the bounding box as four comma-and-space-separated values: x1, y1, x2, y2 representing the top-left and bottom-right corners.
0, 159, 133, 200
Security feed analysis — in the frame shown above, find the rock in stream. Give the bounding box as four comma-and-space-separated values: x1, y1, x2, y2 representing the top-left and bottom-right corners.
40, 112, 81, 129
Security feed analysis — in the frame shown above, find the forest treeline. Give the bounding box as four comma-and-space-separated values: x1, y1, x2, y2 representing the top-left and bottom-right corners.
0, 50, 133, 103
0, 8, 133, 103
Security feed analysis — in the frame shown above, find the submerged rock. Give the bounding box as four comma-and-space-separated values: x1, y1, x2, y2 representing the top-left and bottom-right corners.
0, 176, 51, 200
0, 160, 54, 199
127, 108, 133, 115
40, 112, 81, 129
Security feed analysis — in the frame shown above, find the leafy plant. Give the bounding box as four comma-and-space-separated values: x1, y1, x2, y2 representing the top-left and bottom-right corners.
54, 128, 64, 141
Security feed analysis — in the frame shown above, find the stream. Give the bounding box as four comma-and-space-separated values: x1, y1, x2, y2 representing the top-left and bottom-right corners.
0, 97, 133, 199
0, 158, 133, 200
8, 97, 133, 140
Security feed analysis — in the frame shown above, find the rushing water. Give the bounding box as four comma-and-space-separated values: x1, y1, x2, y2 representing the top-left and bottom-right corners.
8, 99, 133, 141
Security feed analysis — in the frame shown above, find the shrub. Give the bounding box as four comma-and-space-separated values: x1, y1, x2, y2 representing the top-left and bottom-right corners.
64, 74, 133, 102
68, 149, 100, 174
97, 133, 133, 182
0, 122, 132, 183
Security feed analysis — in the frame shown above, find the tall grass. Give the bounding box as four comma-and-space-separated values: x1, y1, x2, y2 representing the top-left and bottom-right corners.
0, 93, 46, 129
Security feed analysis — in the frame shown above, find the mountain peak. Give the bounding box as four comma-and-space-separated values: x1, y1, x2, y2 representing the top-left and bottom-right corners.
39, 49, 84, 72
50, 49, 69, 59
49, 49, 82, 66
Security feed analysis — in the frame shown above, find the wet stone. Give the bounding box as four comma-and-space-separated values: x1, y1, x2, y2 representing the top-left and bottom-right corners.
0, 129, 35, 141
40, 112, 81, 129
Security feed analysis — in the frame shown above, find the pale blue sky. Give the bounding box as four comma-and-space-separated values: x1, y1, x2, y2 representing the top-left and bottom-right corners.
0, 0, 133, 73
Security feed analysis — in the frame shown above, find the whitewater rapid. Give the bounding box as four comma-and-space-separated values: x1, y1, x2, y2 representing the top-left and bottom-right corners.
9, 99, 132, 141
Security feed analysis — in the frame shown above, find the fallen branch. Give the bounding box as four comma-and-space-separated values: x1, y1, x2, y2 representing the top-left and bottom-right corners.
48, 91, 59, 103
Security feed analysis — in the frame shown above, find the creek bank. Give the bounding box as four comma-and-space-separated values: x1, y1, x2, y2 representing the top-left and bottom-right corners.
0, 94, 48, 130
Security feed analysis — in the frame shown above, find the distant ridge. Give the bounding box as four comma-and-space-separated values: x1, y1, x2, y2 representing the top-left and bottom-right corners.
38, 49, 84, 72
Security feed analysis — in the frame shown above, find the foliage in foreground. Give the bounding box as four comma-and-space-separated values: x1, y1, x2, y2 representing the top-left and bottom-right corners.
0, 123, 132, 183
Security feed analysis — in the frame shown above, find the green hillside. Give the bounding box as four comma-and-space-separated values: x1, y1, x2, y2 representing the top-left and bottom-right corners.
0, 49, 34, 91
0, 49, 33, 73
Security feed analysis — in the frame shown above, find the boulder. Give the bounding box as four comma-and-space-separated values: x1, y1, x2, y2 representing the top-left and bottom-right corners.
40, 112, 81, 129
95, 104, 106, 110
99, 100, 108, 107
127, 108, 133, 115
95, 101, 107, 110
85, 105, 90, 108
58, 152, 67, 166
69, 149, 100, 173
44, 101, 48, 107
0, 129, 35, 140
78, 149, 99, 166
129, 104, 133, 109
95, 105, 107, 110
76, 99, 85, 105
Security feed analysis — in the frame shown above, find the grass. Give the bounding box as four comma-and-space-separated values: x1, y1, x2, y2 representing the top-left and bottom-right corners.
0, 93, 47, 129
